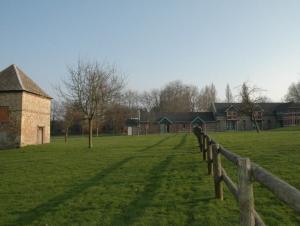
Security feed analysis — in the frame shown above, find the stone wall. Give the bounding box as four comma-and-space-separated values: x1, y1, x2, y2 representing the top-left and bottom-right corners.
169, 123, 192, 133
20, 92, 51, 146
140, 123, 160, 134
203, 122, 217, 132
0, 92, 22, 148
139, 121, 217, 134
262, 115, 278, 130
237, 116, 254, 131
215, 116, 227, 131
216, 115, 279, 131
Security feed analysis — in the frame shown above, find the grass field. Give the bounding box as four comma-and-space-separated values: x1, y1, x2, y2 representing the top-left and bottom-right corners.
271, 125, 300, 132
0, 132, 299, 226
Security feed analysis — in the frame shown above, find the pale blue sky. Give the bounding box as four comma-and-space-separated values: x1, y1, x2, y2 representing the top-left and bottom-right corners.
1, 0, 300, 101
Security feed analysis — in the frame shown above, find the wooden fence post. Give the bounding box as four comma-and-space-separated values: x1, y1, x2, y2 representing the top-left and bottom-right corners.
238, 158, 255, 226
207, 138, 213, 176
202, 135, 207, 160
199, 133, 203, 153
212, 144, 223, 200
200, 133, 204, 153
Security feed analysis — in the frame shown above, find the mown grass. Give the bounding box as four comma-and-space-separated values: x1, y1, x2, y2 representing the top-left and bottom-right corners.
271, 125, 300, 131
210, 131, 300, 225
0, 132, 299, 226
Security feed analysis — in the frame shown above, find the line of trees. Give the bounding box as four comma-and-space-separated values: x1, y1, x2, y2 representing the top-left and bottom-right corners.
52, 59, 300, 147
285, 78, 300, 102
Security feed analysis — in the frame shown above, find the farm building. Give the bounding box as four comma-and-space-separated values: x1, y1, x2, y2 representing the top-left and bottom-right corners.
0, 64, 51, 148
127, 102, 300, 134
128, 111, 216, 135
126, 118, 139, 135
212, 102, 300, 131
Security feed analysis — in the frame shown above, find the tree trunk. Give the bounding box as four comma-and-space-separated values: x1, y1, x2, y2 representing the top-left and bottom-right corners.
251, 112, 260, 133
88, 118, 93, 148
96, 127, 99, 137
64, 127, 68, 143
254, 119, 260, 133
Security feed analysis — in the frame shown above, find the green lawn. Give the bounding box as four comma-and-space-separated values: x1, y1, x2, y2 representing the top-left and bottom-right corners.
271, 125, 300, 132
0, 132, 299, 226
210, 131, 300, 225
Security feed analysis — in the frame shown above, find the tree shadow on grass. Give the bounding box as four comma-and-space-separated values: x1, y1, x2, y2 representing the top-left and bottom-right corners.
12, 135, 174, 226
138, 134, 175, 152
13, 156, 135, 226
172, 134, 187, 150
110, 134, 187, 225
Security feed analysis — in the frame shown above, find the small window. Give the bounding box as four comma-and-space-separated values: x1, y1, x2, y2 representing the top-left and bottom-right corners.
227, 111, 238, 120
253, 111, 263, 120
0, 107, 9, 123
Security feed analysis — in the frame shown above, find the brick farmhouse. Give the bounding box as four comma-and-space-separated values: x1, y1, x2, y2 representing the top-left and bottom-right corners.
0, 64, 51, 148
127, 102, 300, 135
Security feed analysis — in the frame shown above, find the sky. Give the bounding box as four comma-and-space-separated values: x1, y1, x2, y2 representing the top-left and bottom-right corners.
0, 0, 300, 101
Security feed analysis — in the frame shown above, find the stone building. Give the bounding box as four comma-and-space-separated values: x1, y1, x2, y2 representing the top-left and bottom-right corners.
128, 111, 216, 135
0, 64, 51, 148
212, 102, 300, 131
127, 102, 300, 134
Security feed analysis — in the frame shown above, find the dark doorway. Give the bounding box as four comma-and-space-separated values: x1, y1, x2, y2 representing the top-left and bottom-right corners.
226, 121, 237, 130
37, 127, 44, 144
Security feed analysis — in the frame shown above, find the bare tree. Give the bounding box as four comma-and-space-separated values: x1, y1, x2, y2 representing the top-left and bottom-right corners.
51, 100, 60, 122
122, 90, 141, 109
62, 102, 84, 143
197, 83, 217, 111
238, 82, 267, 133
225, 84, 234, 103
159, 80, 199, 112
59, 60, 125, 148
140, 89, 161, 112
94, 109, 105, 137
159, 80, 187, 112
50, 100, 63, 136
186, 85, 199, 112
285, 79, 300, 102
104, 103, 131, 134
259, 95, 272, 103
52, 99, 83, 142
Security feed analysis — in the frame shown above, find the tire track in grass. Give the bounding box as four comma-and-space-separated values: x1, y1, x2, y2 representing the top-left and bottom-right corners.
12, 135, 176, 226
12, 157, 135, 226
137, 134, 176, 152
110, 134, 187, 225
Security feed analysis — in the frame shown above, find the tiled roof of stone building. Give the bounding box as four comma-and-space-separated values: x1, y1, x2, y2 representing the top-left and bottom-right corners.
213, 102, 300, 116
213, 103, 280, 115
0, 64, 51, 99
274, 102, 300, 112
140, 111, 216, 123
126, 118, 139, 126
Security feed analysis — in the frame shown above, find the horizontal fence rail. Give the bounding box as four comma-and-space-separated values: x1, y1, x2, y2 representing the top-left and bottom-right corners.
193, 127, 300, 226
251, 163, 300, 212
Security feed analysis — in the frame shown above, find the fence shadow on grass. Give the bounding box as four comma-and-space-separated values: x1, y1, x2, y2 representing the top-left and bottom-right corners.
13, 135, 175, 226
110, 134, 187, 225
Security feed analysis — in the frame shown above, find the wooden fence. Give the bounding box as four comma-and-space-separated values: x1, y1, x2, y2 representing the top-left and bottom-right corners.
193, 127, 300, 226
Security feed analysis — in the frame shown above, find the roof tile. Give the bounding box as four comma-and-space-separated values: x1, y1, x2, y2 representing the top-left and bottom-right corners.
0, 64, 51, 99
